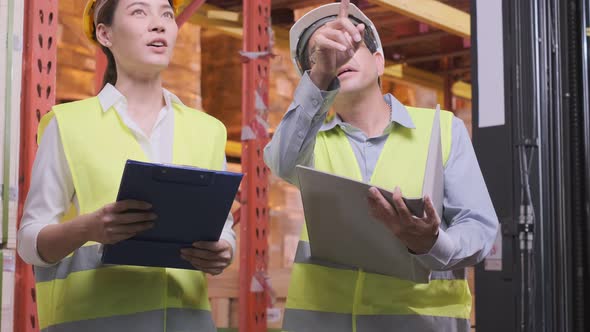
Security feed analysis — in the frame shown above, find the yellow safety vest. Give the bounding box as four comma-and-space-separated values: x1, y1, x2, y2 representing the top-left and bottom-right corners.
34, 97, 226, 331
284, 107, 472, 332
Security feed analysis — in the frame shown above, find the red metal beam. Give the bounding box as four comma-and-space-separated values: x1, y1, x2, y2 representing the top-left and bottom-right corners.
175, 0, 207, 27
381, 31, 447, 48
15, 0, 59, 331
437, 65, 471, 75
394, 49, 471, 65
441, 57, 453, 112
239, 0, 271, 331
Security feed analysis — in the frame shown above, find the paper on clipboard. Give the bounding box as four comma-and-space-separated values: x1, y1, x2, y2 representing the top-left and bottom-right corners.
295, 106, 444, 282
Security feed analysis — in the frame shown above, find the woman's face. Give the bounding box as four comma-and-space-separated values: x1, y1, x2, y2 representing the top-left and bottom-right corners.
101, 0, 178, 76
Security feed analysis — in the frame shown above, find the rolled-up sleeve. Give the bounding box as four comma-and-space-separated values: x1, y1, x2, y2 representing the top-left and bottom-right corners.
414, 117, 499, 271
219, 212, 236, 259
218, 157, 237, 258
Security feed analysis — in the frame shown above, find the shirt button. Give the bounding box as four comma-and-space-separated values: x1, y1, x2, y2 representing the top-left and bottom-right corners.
312, 99, 319, 107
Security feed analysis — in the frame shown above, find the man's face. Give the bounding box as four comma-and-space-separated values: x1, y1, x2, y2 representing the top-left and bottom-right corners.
334, 41, 383, 93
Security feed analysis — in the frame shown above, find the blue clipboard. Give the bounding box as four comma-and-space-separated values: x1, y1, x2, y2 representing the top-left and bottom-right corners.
101, 160, 243, 270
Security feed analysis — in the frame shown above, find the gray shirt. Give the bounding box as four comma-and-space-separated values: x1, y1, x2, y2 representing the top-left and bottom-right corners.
263, 72, 499, 271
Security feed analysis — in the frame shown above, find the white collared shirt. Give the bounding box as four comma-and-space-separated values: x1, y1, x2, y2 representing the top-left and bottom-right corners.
17, 84, 236, 267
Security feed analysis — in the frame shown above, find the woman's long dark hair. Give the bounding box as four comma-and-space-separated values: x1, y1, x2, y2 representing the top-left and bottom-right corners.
93, 0, 174, 88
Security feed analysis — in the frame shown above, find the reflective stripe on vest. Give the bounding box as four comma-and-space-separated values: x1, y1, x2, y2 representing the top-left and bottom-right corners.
40, 308, 215, 332
35, 243, 102, 282
283, 308, 470, 332
35, 97, 226, 331
284, 107, 472, 331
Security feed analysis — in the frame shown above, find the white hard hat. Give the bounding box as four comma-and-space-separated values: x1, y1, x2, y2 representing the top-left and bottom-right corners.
289, 3, 384, 76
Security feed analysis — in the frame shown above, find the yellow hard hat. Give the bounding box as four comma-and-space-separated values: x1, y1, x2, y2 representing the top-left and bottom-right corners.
83, 0, 184, 44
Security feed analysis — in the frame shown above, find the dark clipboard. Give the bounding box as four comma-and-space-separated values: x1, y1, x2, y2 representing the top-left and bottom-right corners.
101, 160, 243, 270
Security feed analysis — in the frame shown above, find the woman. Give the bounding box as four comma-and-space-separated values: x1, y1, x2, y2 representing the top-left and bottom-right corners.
16, 0, 234, 331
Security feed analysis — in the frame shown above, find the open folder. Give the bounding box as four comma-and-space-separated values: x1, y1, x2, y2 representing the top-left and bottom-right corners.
101, 160, 243, 270
295, 106, 444, 283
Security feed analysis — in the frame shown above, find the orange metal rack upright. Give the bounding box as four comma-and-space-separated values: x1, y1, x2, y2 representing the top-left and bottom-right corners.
14, 1, 58, 331
239, 0, 271, 331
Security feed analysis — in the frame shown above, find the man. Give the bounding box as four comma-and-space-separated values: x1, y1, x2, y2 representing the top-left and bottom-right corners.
264, 1, 499, 331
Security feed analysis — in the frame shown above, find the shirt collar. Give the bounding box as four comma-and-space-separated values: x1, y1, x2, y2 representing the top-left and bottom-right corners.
320, 93, 416, 132
97, 83, 184, 112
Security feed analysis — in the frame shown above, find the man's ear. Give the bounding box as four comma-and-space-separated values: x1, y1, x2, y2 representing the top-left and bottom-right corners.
375, 51, 385, 76
95, 23, 113, 48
